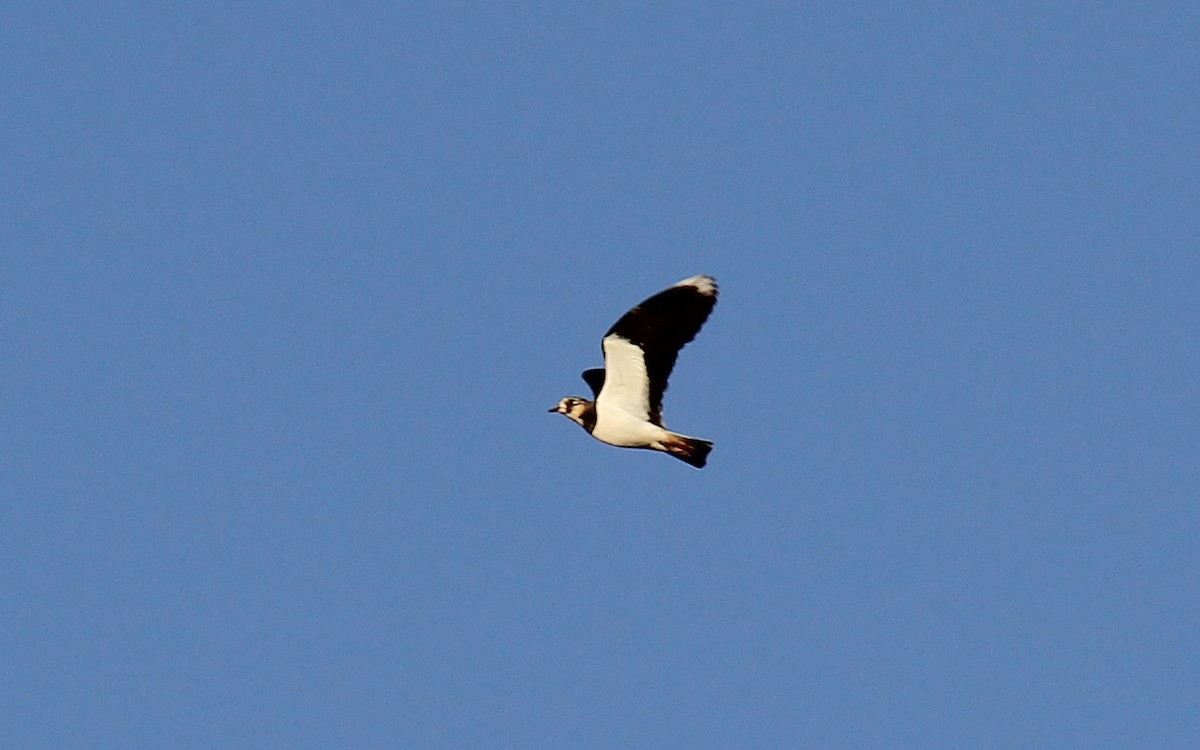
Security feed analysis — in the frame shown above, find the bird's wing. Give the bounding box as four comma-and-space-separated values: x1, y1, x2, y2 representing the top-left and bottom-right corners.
595, 275, 718, 426
581, 368, 606, 398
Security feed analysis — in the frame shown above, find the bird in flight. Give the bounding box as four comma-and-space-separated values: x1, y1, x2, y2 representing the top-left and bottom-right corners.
549, 275, 718, 468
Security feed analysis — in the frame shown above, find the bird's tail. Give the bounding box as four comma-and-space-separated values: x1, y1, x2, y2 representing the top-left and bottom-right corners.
663, 434, 713, 469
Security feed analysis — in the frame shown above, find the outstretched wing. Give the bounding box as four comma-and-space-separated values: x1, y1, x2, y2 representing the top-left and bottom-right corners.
581, 368, 606, 398
595, 275, 718, 426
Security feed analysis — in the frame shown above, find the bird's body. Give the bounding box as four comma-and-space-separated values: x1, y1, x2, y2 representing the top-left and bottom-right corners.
550, 275, 718, 468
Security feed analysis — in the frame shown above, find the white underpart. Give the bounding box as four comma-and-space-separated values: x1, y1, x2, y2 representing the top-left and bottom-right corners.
593, 335, 671, 447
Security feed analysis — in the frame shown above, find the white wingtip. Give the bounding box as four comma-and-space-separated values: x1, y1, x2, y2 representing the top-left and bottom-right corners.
674, 274, 718, 296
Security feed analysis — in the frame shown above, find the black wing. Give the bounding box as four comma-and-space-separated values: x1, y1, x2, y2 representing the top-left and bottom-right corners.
581, 368, 606, 398
603, 275, 718, 426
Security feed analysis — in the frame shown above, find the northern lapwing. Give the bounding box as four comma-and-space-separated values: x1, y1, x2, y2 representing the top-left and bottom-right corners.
550, 275, 718, 468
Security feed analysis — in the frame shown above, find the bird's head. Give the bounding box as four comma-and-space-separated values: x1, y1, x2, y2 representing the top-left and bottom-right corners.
548, 397, 593, 428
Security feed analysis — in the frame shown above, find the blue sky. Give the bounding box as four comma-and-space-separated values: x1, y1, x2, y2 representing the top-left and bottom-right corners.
4, 3, 1198, 747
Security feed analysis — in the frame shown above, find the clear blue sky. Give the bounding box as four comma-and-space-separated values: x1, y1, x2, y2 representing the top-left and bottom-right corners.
4, 4, 1197, 748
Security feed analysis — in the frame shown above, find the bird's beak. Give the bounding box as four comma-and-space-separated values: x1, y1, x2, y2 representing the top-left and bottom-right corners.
548, 405, 561, 413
